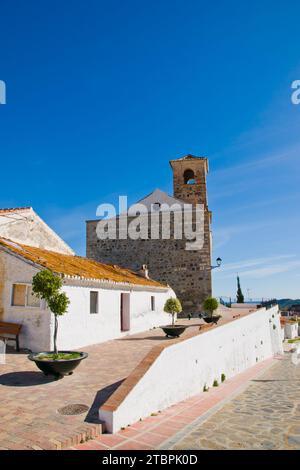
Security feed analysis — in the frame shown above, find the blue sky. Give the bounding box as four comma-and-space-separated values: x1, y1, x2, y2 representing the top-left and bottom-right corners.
0, 0, 300, 299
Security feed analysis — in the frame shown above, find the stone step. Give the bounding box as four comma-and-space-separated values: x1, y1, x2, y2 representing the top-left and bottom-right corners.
29, 422, 104, 450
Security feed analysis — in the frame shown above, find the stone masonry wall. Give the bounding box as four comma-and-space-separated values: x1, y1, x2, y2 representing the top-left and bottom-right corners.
87, 210, 212, 314
170, 157, 208, 207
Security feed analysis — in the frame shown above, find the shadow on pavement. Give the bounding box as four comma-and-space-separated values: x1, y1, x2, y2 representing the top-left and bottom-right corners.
85, 379, 125, 424
0, 371, 55, 386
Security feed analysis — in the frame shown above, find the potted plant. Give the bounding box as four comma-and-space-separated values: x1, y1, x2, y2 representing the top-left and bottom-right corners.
161, 297, 185, 337
28, 270, 88, 379
203, 297, 221, 324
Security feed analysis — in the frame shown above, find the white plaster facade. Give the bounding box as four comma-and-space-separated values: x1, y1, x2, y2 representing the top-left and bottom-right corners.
100, 305, 283, 432
56, 282, 174, 351
0, 208, 74, 255
0, 250, 175, 352
284, 322, 298, 340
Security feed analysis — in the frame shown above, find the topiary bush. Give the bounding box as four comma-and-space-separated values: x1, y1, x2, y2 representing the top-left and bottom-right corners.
164, 297, 182, 326
32, 270, 70, 355
203, 297, 219, 319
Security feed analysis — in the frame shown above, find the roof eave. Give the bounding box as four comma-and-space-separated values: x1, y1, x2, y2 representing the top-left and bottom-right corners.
0, 243, 167, 291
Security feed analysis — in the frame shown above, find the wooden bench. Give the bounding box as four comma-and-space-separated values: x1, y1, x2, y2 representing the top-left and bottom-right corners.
0, 321, 22, 351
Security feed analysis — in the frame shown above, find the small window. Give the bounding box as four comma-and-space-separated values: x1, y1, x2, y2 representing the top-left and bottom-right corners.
90, 291, 99, 314
12, 284, 40, 308
151, 296, 155, 311
12, 284, 27, 306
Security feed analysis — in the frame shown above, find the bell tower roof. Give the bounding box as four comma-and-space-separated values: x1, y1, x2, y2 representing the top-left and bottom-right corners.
169, 154, 209, 174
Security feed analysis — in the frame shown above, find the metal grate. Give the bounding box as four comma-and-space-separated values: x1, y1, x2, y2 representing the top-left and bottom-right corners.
57, 404, 89, 416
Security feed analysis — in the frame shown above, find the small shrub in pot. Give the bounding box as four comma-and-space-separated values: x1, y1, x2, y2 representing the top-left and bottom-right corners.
163, 297, 182, 326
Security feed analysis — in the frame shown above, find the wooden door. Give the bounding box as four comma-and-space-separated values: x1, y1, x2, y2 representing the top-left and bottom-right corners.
120, 293, 130, 331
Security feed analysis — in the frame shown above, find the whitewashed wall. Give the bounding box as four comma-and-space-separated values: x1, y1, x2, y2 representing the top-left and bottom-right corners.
100, 306, 283, 432
0, 209, 74, 255
0, 251, 174, 352
280, 325, 285, 343
55, 284, 173, 350
284, 323, 298, 340
0, 251, 52, 351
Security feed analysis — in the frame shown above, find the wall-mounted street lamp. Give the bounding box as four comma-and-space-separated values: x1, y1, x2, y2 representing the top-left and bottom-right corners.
196, 257, 223, 320
211, 257, 222, 270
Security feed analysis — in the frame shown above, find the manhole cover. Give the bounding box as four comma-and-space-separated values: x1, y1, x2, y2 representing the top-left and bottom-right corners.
58, 404, 89, 416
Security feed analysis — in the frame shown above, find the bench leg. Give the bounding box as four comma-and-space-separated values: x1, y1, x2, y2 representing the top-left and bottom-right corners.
16, 336, 20, 352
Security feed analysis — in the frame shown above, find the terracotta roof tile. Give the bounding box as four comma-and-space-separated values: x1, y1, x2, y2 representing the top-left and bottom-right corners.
280, 317, 297, 325
0, 207, 31, 214
0, 237, 165, 288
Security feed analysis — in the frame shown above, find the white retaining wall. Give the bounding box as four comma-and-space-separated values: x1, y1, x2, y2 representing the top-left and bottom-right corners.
100, 306, 283, 432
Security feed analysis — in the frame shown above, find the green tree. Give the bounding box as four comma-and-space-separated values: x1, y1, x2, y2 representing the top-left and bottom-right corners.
203, 297, 219, 318
236, 276, 244, 303
32, 270, 70, 355
164, 297, 182, 325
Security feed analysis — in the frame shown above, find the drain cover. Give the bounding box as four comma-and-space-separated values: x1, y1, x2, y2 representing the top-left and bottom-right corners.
58, 404, 89, 416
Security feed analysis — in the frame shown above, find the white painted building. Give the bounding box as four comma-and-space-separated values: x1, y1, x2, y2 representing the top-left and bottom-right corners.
0, 208, 175, 352
280, 317, 298, 340
0, 207, 74, 255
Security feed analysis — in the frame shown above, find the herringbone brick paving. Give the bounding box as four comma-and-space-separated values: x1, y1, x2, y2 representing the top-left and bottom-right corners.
0, 308, 255, 450
0, 320, 206, 449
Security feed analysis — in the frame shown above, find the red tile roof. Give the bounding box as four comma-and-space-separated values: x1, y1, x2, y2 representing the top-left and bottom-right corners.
280, 317, 297, 325
0, 237, 165, 288
0, 207, 31, 214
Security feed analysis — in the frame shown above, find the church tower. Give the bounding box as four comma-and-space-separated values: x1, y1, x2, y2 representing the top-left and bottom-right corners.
86, 154, 213, 314
169, 154, 209, 207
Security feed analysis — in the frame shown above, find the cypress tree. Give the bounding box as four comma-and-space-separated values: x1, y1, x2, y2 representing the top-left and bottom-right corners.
236, 275, 244, 303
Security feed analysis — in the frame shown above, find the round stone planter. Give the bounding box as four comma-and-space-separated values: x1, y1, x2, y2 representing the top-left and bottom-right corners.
203, 315, 221, 324
28, 351, 88, 379
161, 325, 186, 338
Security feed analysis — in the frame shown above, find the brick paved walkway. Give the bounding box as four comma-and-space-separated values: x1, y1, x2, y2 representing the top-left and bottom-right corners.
0, 319, 206, 450
72, 357, 278, 450
170, 353, 300, 450
0, 307, 260, 450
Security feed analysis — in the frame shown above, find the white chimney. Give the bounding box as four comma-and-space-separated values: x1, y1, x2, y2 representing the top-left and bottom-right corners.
138, 264, 149, 279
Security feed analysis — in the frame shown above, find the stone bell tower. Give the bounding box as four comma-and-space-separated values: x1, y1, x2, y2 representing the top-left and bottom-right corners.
168, 155, 212, 312
169, 154, 209, 207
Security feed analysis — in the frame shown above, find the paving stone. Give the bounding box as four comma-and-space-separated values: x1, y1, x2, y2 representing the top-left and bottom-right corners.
172, 354, 300, 450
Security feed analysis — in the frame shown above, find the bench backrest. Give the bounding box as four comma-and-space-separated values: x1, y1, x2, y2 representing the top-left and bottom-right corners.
0, 321, 22, 335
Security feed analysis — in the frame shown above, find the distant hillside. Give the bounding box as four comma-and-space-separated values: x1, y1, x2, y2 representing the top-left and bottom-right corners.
277, 299, 300, 310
